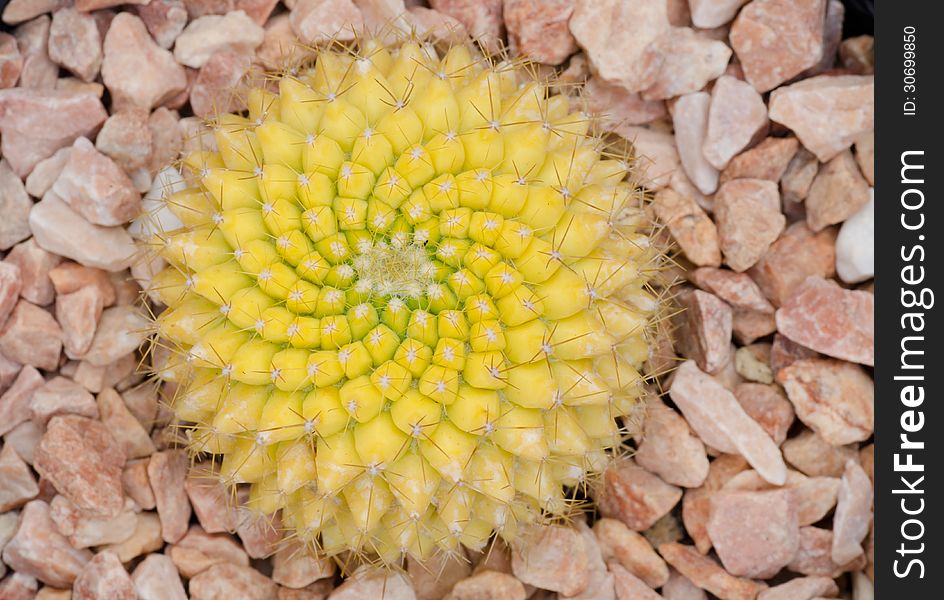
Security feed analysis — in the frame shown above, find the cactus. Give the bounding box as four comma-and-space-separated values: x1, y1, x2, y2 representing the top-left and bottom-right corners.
148, 35, 662, 564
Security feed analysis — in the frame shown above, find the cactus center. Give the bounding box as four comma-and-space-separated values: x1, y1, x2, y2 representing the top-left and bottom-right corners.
351, 242, 435, 299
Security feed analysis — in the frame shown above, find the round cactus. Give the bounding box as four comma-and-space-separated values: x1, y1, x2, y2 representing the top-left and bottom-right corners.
149, 36, 661, 564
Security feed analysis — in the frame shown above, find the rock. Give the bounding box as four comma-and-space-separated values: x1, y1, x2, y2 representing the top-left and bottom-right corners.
0, 300, 63, 371
768, 75, 875, 162
96, 109, 152, 177
48, 7, 102, 83
789, 526, 866, 577
0, 352, 21, 395
101, 512, 163, 562
254, 13, 299, 70
0, 367, 44, 436
35, 415, 126, 517
658, 543, 765, 600
148, 449, 192, 543
730, 0, 827, 92
272, 542, 335, 589
76, 306, 148, 367
703, 75, 768, 170
30, 194, 138, 272
4, 238, 62, 306
236, 509, 282, 558
595, 458, 682, 531
289, 0, 364, 45
49, 494, 137, 548
853, 132, 874, 185
175, 10, 264, 69
661, 569, 707, 600
2, 500, 93, 587
0, 262, 21, 327
0, 160, 32, 251
569, 0, 669, 93
840, 35, 874, 75
832, 460, 872, 564
504, 0, 577, 66
0, 573, 38, 599
14, 16, 59, 90
672, 92, 718, 194
674, 289, 732, 375
749, 223, 837, 306
707, 489, 799, 578
782, 429, 858, 478
835, 190, 873, 283
447, 570, 525, 600
0, 444, 39, 511
102, 13, 188, 111
780, 147, 818, 206
609, 563, 660, 600
0, 88, 107, 177
328, 566, 415, 600
5, 421, 42, 468
56, 286, 104, 357
148, 108, 182, 176
778, 358, 873, 445
805, 150, 871, 232
721, 137, 799, 184
732, 383, 793, 445
407, 550, 471, 600
76, 0, 150, 8
584, 77, 666, 128
715, 178, 784, 272
593, 518, 668, 588
49, 264, 115, 307
98, 387, 155, 459
237, 0, 280, 24
169, 526, 249, 578
136, 0, 188, 49
776, 276, 873, 365
190, 50, 253, 119
651, 188, 721, 266
121, 459, 156, 509
132, 554, 187, 600
643, 28, 731, 101
731, 309, 776, 346
624, 126, 680, 189
184, 472, 239, 533
510, 524, 589, 595
758, 576, 838, 600
692, 268, 773, 314
25, 146, 70, 198
73, 551, 137, 600
689, 0, 750, 28
29, 376, 99, 426
636, 398, 709, 488
0, 32, 23, 89
2, 0, 68, 25
429, 0, 503, 53
670, 361, 787, 485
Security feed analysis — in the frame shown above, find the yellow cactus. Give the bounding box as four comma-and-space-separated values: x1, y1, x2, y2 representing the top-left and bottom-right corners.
149, 35, 661, 564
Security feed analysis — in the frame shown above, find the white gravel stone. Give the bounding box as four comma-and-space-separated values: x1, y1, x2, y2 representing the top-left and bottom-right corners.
835, 188, 874, 283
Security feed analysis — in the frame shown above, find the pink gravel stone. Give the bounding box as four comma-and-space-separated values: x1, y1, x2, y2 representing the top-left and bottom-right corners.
4, 238, 62, 306
780, 146, 819, 208
448, 570, 525, 600
0, 32, 23, 89
96, 109, 153, 176
429, 0, 503, 52
585, 77, 666, 128
610, 562, 660, 600
651, 188, 721, 266
0, 262, 22, 326
0, 300, 63, 371
190, 563, 279, 600
776, 276, 873, 365
758, 576, 838, 600
749, 223, 837, 306
49, 494, 137, 548
148, 449, 192, 543
76, 0, 149, 8
789, 526, 866, 577
136, 0, 188, 49
636, 398, 709, 488
672, 91, 718, 195
703, 76, 769, 171
681, 455, 749, 554
407, 548, 471, 600
831, 460, 873, 565
29, 376, 99, 426
778, 358, 873, 445
174, 10, 264, 69
0, 443, 39, 511
510, 524, 590, 596
732, 383, 794, 445
100, 512, 163, 562
24, 145, 68, 198
0, 366, 44, 436
0, 88, 106, 177
147, 108, 182, 175
0, 161, 31, 251
2, 0, 68, 25
569, 0, 669, 93
707, 488, 799, 578
730, 0, 826, 92
805, 149, 871, 231
98, 387, 155, 459
768, 75, 874, 162
190, 50, 253, 119
289, 0, 364, 45
692, 267, 774, 314
782, 429, 858, 478
662, 568, 707, 600
272, 542, 336, 589
594, 518, 668, 588
0, 573, 38, 599
132, 554, 187, 600
689, 0, 750, 28
504, 0, 577, 65
674, 289, 733, 375
254, 13, 299, 71
121, 458, 156, 509
328, 567, 414, 600
76, 306, 148, 367
643, 28, 732, 101
658, 542, 765, 600
596, 458, 682, 531
14, 16, 59, 90
670, 361, 787, 485
169, 526, 249, 578
48, 7, 102, 83
2, 500, 93, 587
34, 415, 126, 517
56, 286, 104, 357
721, 137, 799, 184
52, 136, 141, 226
185, 474, 239, 533
102, 13, 188, 111
72, 551, 136, 600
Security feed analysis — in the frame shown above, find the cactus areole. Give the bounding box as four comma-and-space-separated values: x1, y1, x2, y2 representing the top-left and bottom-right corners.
151, 36, 660, 564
